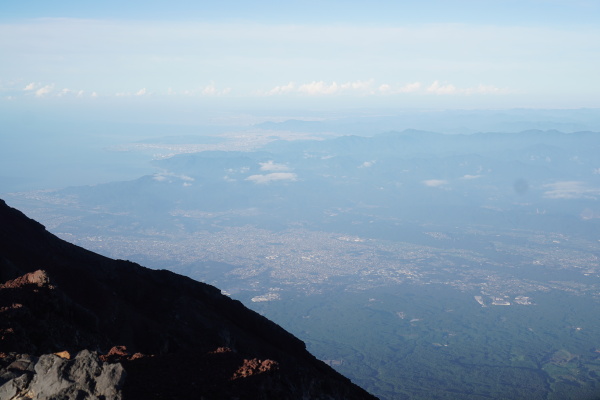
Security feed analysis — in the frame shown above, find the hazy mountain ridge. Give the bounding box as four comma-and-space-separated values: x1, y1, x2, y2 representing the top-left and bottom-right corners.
41, 129, 600, 235
254, 109, 600, 135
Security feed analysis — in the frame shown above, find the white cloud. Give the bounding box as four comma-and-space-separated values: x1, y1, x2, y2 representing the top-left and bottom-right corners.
19, 81, 89, 98
200, 82, 230, 96
359, 161, 376, 168
543, 181, 600, 199
340, 79, 374, 92
398, 82, 422, 93
379, 82, 422, 94
202, 83, 218, 95
267, 82, 295, 95
461, 174, 482, 180
259, 160, 290, 171
35, 84, 54, 97
270, 80, 504, 97
58, 88, 72, 97
422, 179, 448, 187
427, 81, 458, 95
298, 81, 340, 95
11, 76, 507, 101
246, 172, 298, 184
296, 79, 375, 95
153, 172, 195, 182
378, 84, 392, 93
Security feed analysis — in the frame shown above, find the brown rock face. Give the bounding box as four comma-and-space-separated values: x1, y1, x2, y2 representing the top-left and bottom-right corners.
232, 358, 279, 380
0, 199, 377, 400
0, 270, 51, 289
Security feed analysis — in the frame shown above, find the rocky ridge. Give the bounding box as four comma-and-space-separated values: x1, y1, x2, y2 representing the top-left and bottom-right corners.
0, 199, 377, 400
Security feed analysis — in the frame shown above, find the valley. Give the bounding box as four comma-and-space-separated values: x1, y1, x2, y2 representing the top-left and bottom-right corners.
4, 128, 600, 399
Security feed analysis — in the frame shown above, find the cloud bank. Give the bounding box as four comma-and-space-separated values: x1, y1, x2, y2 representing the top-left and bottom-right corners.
265, 80, 506, 97
246, 173, 298, 184
422, 179, 448, 187
259, 161, 290, 172
543, 181, 600, 199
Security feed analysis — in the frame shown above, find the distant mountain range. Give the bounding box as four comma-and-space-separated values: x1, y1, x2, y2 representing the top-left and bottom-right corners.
0, 199, 377, 399
40, 129, 599, 237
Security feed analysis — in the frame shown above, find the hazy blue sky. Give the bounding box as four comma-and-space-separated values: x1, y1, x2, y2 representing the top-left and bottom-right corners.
1, 0, 600, 111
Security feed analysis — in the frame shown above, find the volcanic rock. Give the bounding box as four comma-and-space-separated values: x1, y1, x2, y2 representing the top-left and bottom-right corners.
0, 350, 125, 400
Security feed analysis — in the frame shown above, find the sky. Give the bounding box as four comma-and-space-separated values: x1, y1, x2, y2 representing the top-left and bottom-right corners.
1, 0, 600, 114
1, 0, 600, 193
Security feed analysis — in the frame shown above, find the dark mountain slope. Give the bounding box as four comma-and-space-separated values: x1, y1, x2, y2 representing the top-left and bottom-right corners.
0, 199, 377, 399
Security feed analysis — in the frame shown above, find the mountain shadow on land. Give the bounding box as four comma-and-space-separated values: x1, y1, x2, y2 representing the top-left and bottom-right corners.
0, 199, 377, 400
